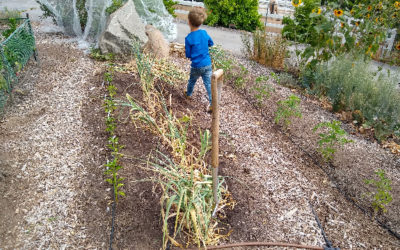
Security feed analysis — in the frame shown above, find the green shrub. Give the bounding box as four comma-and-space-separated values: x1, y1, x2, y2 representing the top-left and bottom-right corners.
274, 95, 302, 128
283, 0, 400, 68
1, 18, 18, 39
251, 75, 274, 106
210, 45, 233, 73
204, 0, 261, 32
311, 56, 400, 140
364, 169, 392, 214
163, 0, 177, 17
278, 72, 298, 88
313, 120, 352, 161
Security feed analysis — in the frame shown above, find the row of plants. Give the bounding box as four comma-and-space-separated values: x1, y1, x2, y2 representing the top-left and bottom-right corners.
119, 43, 232, 248
209, 45, 393, 214
104, 66, 126, 202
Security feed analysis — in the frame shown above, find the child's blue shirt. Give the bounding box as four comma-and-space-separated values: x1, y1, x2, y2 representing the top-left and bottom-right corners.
185, 29, 214, 68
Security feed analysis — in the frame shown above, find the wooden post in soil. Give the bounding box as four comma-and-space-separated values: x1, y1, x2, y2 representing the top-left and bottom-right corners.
211, 69, 224, 217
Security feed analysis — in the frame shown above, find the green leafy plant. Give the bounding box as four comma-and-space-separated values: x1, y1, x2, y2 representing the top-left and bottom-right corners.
89, 47, 115, 61
210, 45, 233, 73
199, 129, 211, 159
313, 120, 353, 161
104, 67, 125, 202
2, 18, 18, 39
232, 64, 248, 89
251, 75, 274, 106
270, 72, 280, 85
36, 1, 57, 24
204, 0, 262, 31
274, 95, 302, 128
163, 0, 178, 17
364, 169, 392, 213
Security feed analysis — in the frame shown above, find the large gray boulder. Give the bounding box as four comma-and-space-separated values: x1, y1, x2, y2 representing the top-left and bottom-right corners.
99, 0, 148, 55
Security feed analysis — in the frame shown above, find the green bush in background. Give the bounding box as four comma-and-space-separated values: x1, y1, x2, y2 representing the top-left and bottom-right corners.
204, 0, 261, 32
311, 56, 400, 140
163, 0, 178, 17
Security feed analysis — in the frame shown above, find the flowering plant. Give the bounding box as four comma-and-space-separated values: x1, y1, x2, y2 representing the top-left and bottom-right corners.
283, 0, 400, 67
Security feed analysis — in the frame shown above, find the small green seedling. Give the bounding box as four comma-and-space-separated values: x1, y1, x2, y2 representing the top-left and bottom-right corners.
364, 169, 392, 214
89, 47, 115, 61
274, 95, 302, 128
270, 72, 280, 85
233, 64, 249, 89
312, 120, 352, 161
251, 75, 274, 106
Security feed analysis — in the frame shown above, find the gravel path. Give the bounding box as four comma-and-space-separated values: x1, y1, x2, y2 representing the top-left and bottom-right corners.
0, 29, 102, 249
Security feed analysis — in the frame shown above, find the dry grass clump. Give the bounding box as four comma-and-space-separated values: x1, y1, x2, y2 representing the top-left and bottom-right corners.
242, 29, 287, 70
122, 44, 233, 249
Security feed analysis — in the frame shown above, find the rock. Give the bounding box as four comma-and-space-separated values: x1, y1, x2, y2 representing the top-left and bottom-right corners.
99, 0, 148, 56
143, 24, 169, 59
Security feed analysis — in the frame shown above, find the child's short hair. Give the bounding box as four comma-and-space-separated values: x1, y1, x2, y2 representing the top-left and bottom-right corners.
188, 8, 206, 27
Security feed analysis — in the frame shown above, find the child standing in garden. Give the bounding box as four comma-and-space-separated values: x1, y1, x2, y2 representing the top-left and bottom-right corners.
185, 8, 214, 113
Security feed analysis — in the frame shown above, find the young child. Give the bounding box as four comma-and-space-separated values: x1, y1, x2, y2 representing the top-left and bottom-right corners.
185, 8, 214, 113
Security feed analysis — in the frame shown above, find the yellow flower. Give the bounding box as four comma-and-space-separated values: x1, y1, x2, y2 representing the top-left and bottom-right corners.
395, 1, 400, 9
341, 22, 345, 28
396, 42, 400, 50
291, 0, 302, 7
312, 8, 321, 14
355, 21, 360, 26
375, 17, 379, 23
334, 9, 344, 17
367, 5, 372, 11
350, 9, 354, 15
367, 13, 370, 18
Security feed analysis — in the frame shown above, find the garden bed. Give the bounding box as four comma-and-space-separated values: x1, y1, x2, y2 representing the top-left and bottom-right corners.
85, 51, 399, 248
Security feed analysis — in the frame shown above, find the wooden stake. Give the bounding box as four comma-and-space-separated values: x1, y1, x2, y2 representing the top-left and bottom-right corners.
211, 69, 223, 216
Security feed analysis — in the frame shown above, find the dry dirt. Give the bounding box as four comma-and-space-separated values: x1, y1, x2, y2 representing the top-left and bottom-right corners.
0, 24, 399, 250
